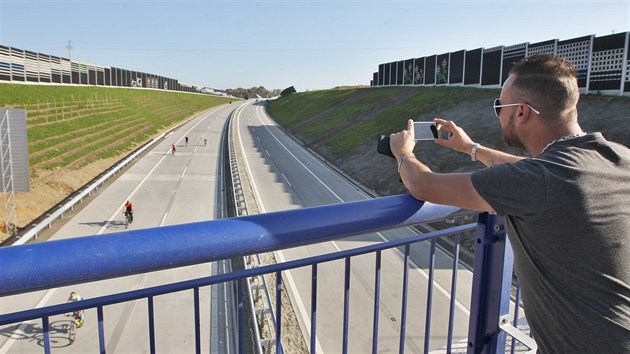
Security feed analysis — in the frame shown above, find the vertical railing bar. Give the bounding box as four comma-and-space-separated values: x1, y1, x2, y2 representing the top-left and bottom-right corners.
238, 279, 244, 354
148, 296, 156, 354
446, 233, 462, 354
423, 239, 437, 354
194, 287, 201, 354
372, 250, 382, 354
310, 264, 318, 354
42, 316, 51, 354
466, 213, 512, 353
98, 306, 106, 354
342, 256, 351, 354
510, 283, 522, 354
399, 244, 411, 354
275, 270, 283, 354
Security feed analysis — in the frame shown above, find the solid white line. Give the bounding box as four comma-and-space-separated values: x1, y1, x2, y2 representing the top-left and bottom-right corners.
237, 104, 472, 353
222, 260, 232, 354
280, 173, 292, 188
252, 106, 472, 316
0, 289, 57, 354
272, 250, 325, 354
0, 106, 226, 354
97, 107, 222, 234
235, 103, 266, 213
254, 108, 344, 203
96, 151, 168, 235
236, 103, 325, 354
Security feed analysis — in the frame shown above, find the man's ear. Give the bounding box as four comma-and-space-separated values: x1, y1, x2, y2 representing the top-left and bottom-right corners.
515, 104, 533, 126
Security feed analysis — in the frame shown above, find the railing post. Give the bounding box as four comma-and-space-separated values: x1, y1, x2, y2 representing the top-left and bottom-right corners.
466, 212, 514, 354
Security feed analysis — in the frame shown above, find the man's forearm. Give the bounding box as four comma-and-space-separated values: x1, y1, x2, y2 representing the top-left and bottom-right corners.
469, 143, 524, 166
397, 154, 494, 211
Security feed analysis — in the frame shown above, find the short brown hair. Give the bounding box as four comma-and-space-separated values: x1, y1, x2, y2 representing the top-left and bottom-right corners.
508, 55, 579, 122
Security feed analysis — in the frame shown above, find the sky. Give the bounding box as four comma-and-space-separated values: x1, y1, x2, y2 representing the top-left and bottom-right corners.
0, 1, 629, 91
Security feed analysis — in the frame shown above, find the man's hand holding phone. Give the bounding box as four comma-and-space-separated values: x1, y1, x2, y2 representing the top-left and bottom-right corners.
432, 118, 474, 154
389, 119, 418, 160
389, 118, 476, 155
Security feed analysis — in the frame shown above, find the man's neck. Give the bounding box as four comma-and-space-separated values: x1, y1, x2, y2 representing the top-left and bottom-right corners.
530, 123, 584, 157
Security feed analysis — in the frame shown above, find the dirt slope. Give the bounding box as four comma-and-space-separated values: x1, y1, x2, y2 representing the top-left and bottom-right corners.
284, 91, 630, 197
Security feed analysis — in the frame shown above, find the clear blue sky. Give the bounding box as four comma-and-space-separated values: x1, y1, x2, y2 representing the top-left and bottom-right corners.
1, 1, 628, 91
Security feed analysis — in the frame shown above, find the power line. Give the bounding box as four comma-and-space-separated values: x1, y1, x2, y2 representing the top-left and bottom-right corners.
66, 40, 73, 61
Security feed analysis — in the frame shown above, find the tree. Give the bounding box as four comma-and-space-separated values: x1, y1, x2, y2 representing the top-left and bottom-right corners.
226, 86, 282, 99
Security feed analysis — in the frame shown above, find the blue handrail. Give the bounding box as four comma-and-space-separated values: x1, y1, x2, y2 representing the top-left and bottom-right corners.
0, 195, 528, 354
0, 194, 461, 297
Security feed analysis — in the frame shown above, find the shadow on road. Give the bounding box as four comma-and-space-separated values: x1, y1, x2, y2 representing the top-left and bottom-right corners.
79, 220, 127, 230
0, 319, 75, 349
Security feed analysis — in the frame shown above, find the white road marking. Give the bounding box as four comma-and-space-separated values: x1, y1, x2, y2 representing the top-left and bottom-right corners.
0, 106, 226, 354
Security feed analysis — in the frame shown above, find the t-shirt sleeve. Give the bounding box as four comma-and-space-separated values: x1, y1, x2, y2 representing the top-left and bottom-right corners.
471, 160, 547, 218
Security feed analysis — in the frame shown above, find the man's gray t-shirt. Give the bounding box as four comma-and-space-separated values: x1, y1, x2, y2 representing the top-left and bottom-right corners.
471, 133, 630, 353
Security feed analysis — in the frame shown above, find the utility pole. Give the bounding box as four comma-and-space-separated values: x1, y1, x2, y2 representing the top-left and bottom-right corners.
66, 40, 73, 61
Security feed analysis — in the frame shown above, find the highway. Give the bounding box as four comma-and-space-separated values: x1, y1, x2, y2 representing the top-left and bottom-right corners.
0, 103, 238, 354
234, 101, 473, 353
0, 100, 475, 353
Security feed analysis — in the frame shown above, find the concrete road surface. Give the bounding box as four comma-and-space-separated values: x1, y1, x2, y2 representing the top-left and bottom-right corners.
0, 103, 238, 354
2, 99, 480, 354
234, 101, 474, 353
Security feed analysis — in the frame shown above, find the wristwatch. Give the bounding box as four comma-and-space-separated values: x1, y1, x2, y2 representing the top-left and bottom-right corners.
471, 143, 479, 161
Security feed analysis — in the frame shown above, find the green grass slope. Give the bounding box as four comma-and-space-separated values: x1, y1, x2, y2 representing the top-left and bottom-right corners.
0, 84, 233, 172
267, 87, 630, 196
269, 86, 499, 157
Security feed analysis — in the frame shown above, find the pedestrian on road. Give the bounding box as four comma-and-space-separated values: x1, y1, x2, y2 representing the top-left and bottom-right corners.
185, 136, 189, 146
389, 54, 630, 353
171, 143, 176, 155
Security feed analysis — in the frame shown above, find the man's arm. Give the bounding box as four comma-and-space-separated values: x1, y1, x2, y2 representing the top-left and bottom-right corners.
389, 119, 494, 211
397, 156, 493, 212
468, 144, 524, 166
433, 118, 524, 166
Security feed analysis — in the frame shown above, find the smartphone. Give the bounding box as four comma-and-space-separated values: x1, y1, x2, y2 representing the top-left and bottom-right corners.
413, 122, 438, 140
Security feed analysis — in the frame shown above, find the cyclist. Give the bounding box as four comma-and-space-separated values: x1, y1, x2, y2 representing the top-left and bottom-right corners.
66, 291, 85, 328
123, 200, 133, 223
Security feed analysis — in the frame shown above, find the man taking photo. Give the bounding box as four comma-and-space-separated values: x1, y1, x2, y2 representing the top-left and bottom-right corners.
390, 54, 630, 353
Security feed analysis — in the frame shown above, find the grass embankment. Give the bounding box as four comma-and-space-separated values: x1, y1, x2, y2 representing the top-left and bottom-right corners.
268, 86, 499, 157
0, 83, 233, 238
267, 86, 630, 197
0, 84, 232, 172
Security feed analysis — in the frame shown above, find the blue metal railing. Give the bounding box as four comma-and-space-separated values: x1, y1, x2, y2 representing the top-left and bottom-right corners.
0, 195, 529, 353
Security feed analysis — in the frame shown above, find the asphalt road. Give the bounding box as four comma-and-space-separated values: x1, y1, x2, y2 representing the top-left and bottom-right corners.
234, 101, 474, 353
0, 103, 238, 354
1, 99, 476, 354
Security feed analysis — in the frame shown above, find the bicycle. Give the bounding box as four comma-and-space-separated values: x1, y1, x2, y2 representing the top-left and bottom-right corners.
124, 210, 133, 228
64, 312, 82, 344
